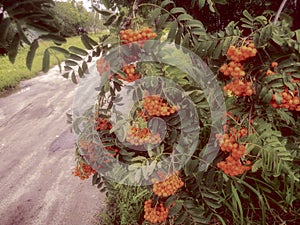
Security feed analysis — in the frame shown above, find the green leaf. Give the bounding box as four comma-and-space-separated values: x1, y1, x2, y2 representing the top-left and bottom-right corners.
214, 0, 227, 5
168, 202, 183, 216
261, 90, 273, 103
82, 61, 88, 73
165, 195, 177, 208
39, 34, 66, 44
175, 26, 183, 45
94, 9, 112, 16
295, 29, 300, 43
255, 15, 268, 25
65, 60, 78, 67
64, 65, 73, 71
251, 159, 262, 172
175, 211, 188, 224
185, 20, 204, 28
42, 48, 50, 73
104, 14, 117, 26
177, 13, 193, 21
241, 24, 254, 29
161, 0, 175, 7
82, 34, 98, 46
69, 46, 88, 56
92, 173, 98, 185
27, 20, 60, 33
204, 198, 221, 208
69, 53, 83, 61
243, 10, 254, 21
182, 33, 190, 48
62, 72, 69, 79
213, 40, 223, 59
81, 39, 93, 51
167, 21, 178, 41
49, 46, 70, 57
198, 0, 206, 9
16, 23, 30, 45
78, 66, 84, 78
0, 18, 12, 46
149, 8, 161, 23
258, 25, 273, 46
8, 33, 20, 64
170, 7, 186, 14
157, 14, 169, 29
71, 71, 77, 84
231, 183, 244, 224
207, 0, 216, 13
26, 39, 39, 70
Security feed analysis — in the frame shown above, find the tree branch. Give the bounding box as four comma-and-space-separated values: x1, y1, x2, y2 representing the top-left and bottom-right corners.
273, 0, 288, 25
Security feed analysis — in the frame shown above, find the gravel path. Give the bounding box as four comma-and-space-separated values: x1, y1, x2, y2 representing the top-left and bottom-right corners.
0, 67, 104, 225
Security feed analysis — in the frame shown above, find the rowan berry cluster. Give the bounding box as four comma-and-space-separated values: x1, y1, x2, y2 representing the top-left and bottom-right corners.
270, 89, 300, 111
220, 43, 257, 97
226, 43, 257, 62
73, 162, 96, 180
217, 156, 251, 176
144, 95, 179, 117
96, 57, 111, 75
94, 117, 120, 158
116, 64, 141, 82
217, 127, 251, 176
78, 140, 90, 151
144, 199, 169, 224
105, 146, 120, 157
292, 77, 300, 84
153, 173, 184, 197
265, 62, 279, 76
126, 125, 161, 146
95, 118, 112, 131
223, 79, 254, 97
120, 27, 157, 44
219, 61, 245, 78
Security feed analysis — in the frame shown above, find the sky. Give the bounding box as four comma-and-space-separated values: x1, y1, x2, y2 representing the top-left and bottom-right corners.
81, 0, 93, 10
55, 0, 96, 11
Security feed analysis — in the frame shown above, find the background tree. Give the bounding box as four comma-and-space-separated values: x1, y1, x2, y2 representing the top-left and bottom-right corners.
0, 0, 62, 59
51, 1, 98, 37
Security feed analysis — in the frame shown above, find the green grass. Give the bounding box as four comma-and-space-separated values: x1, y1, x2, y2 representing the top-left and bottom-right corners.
0, 34, 100, 92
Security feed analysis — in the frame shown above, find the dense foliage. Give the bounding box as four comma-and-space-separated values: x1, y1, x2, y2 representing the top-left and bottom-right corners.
0, 0, 64, 58
1, 0, 300, 224
51, 1, 101, 37
68, 0, 300, 224
0, 0, 99, 63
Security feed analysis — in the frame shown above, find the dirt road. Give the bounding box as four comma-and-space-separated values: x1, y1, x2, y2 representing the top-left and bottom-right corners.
0, 67, 104, 225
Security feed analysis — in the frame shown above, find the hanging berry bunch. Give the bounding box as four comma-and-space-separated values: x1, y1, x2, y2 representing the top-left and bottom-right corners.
216, 127, 251, 176
95, 118, 112, 131
265, 62, 300, 111
226, 43, 257, 62
270, 88, 300, 111
126, 125, 161, 146
143, 171, 183, 223
73, 161, 96, 180
116, 64, 141, 82
96, 57, 112, 76
143, 95, 179, 117
120, 27, 157, 45
144, 199, 169, 224
152, 172, 184, 197
220, 43, 257, 97
223, 79, 254, 97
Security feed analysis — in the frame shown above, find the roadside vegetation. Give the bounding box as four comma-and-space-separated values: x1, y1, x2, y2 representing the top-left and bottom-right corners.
0, 36, 89, 92
0, 0, 103, 92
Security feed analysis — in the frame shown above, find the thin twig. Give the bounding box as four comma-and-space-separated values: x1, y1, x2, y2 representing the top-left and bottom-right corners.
273, 0, 288, 25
